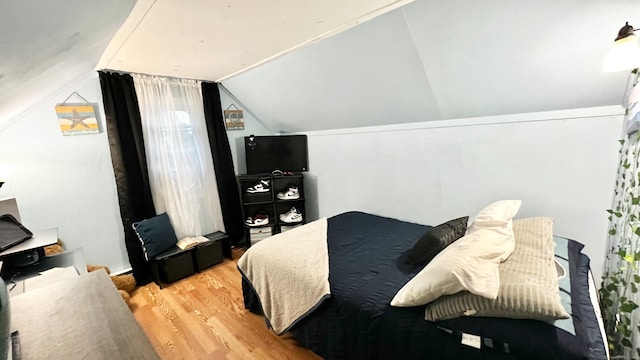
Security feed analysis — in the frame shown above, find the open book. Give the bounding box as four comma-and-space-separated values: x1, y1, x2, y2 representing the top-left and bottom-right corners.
176, 235, 209, 250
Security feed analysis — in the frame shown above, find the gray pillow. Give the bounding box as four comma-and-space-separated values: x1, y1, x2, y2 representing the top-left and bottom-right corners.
424, 217, 569, 322
407, 216, 468, 266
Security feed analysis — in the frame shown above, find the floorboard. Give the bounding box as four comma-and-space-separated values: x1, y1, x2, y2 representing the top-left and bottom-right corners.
129, 248, 321, 360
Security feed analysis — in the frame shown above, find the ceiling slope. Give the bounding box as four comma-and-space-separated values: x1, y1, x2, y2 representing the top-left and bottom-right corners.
97, 0, 413, 82
0, 0, 135, 130
3, 0, 639, 134
223, 0, 639, 133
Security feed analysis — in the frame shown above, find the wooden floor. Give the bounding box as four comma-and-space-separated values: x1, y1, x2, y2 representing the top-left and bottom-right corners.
129, 248, 321, 360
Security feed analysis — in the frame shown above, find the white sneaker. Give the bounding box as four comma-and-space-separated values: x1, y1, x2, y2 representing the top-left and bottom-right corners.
246, 179, 270, 193
279, 207, 303, 223
277, 186, 300, 200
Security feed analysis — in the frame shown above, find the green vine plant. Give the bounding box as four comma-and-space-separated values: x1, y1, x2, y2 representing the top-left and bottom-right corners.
601, 132, 640, 360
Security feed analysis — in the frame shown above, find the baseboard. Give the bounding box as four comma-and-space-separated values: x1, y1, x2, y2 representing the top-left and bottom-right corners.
111, 267, 133, 276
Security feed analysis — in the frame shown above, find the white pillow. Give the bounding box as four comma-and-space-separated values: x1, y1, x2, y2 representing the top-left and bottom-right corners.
465, 199, 521, 262
391, 200, 521, 307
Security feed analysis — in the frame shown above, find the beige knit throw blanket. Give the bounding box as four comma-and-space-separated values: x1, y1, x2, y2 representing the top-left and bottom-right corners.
237, 217, 330, 335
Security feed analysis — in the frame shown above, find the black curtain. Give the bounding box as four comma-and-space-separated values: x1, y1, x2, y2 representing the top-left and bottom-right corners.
99, 71, 156, 285
202, 82, 244, 246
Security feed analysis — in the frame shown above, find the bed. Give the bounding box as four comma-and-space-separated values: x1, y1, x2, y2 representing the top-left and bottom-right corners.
239, 210, 609, 360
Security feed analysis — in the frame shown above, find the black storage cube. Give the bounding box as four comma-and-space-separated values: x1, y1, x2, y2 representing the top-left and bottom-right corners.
150, 246, 196, 287
204, 231, 232, 259
194, 240, 223, 272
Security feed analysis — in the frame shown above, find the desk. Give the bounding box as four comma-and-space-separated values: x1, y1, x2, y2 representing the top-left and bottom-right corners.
11, 270, 159, 359
0, 228, 58, 275
0, 228, 57, 258
7, 248, 87, 296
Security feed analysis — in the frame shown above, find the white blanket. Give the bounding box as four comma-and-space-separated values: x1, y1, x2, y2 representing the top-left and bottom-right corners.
237, 218, 330, 334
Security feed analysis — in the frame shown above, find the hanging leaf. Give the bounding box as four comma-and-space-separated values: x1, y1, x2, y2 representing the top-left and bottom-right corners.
619, 139, 625, 145
604, 297, 614, 307
634, 274, 640, 283
610, 229, 617, 235
622, 338, 632, 347
620, 301, 639, 313
616, 322, 627, 333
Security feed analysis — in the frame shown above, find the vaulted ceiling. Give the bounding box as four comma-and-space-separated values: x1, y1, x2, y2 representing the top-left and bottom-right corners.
97, 0, 411, 82
0, 0, 135, 129
1, 0, 638, 133
222, 0, 640, 132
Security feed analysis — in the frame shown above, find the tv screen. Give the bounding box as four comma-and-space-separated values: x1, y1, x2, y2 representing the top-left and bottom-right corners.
245, 135, 309, 174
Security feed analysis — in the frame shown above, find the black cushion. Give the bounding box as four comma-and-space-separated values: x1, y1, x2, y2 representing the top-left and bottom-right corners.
132, 213, 179, 261
407, 216, 469, 266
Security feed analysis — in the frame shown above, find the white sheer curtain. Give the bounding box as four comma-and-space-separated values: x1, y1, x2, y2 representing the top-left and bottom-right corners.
132, 73, 224, 239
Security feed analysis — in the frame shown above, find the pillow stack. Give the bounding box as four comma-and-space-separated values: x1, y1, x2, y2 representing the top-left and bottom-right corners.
391, 200, 521, 307
424, 217, 569, 322
391, 200, 569, 324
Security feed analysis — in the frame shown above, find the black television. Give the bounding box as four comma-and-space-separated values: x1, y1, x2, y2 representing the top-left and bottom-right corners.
244, 135, 309, 174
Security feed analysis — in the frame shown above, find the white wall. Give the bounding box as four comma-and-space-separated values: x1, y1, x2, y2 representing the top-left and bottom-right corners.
303, 106, 624, 284
0, 72, 128, 272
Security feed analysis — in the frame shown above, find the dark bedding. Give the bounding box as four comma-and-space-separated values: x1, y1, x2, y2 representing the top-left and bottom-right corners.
241, 211, 607, 360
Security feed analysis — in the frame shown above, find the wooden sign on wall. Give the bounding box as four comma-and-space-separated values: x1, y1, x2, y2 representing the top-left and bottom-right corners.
55, 104, 99, 136
224, 104, 244, 130
55, 92, 99, 136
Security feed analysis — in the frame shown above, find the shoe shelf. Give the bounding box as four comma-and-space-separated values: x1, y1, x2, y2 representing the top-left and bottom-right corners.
238, 173, 306, 247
